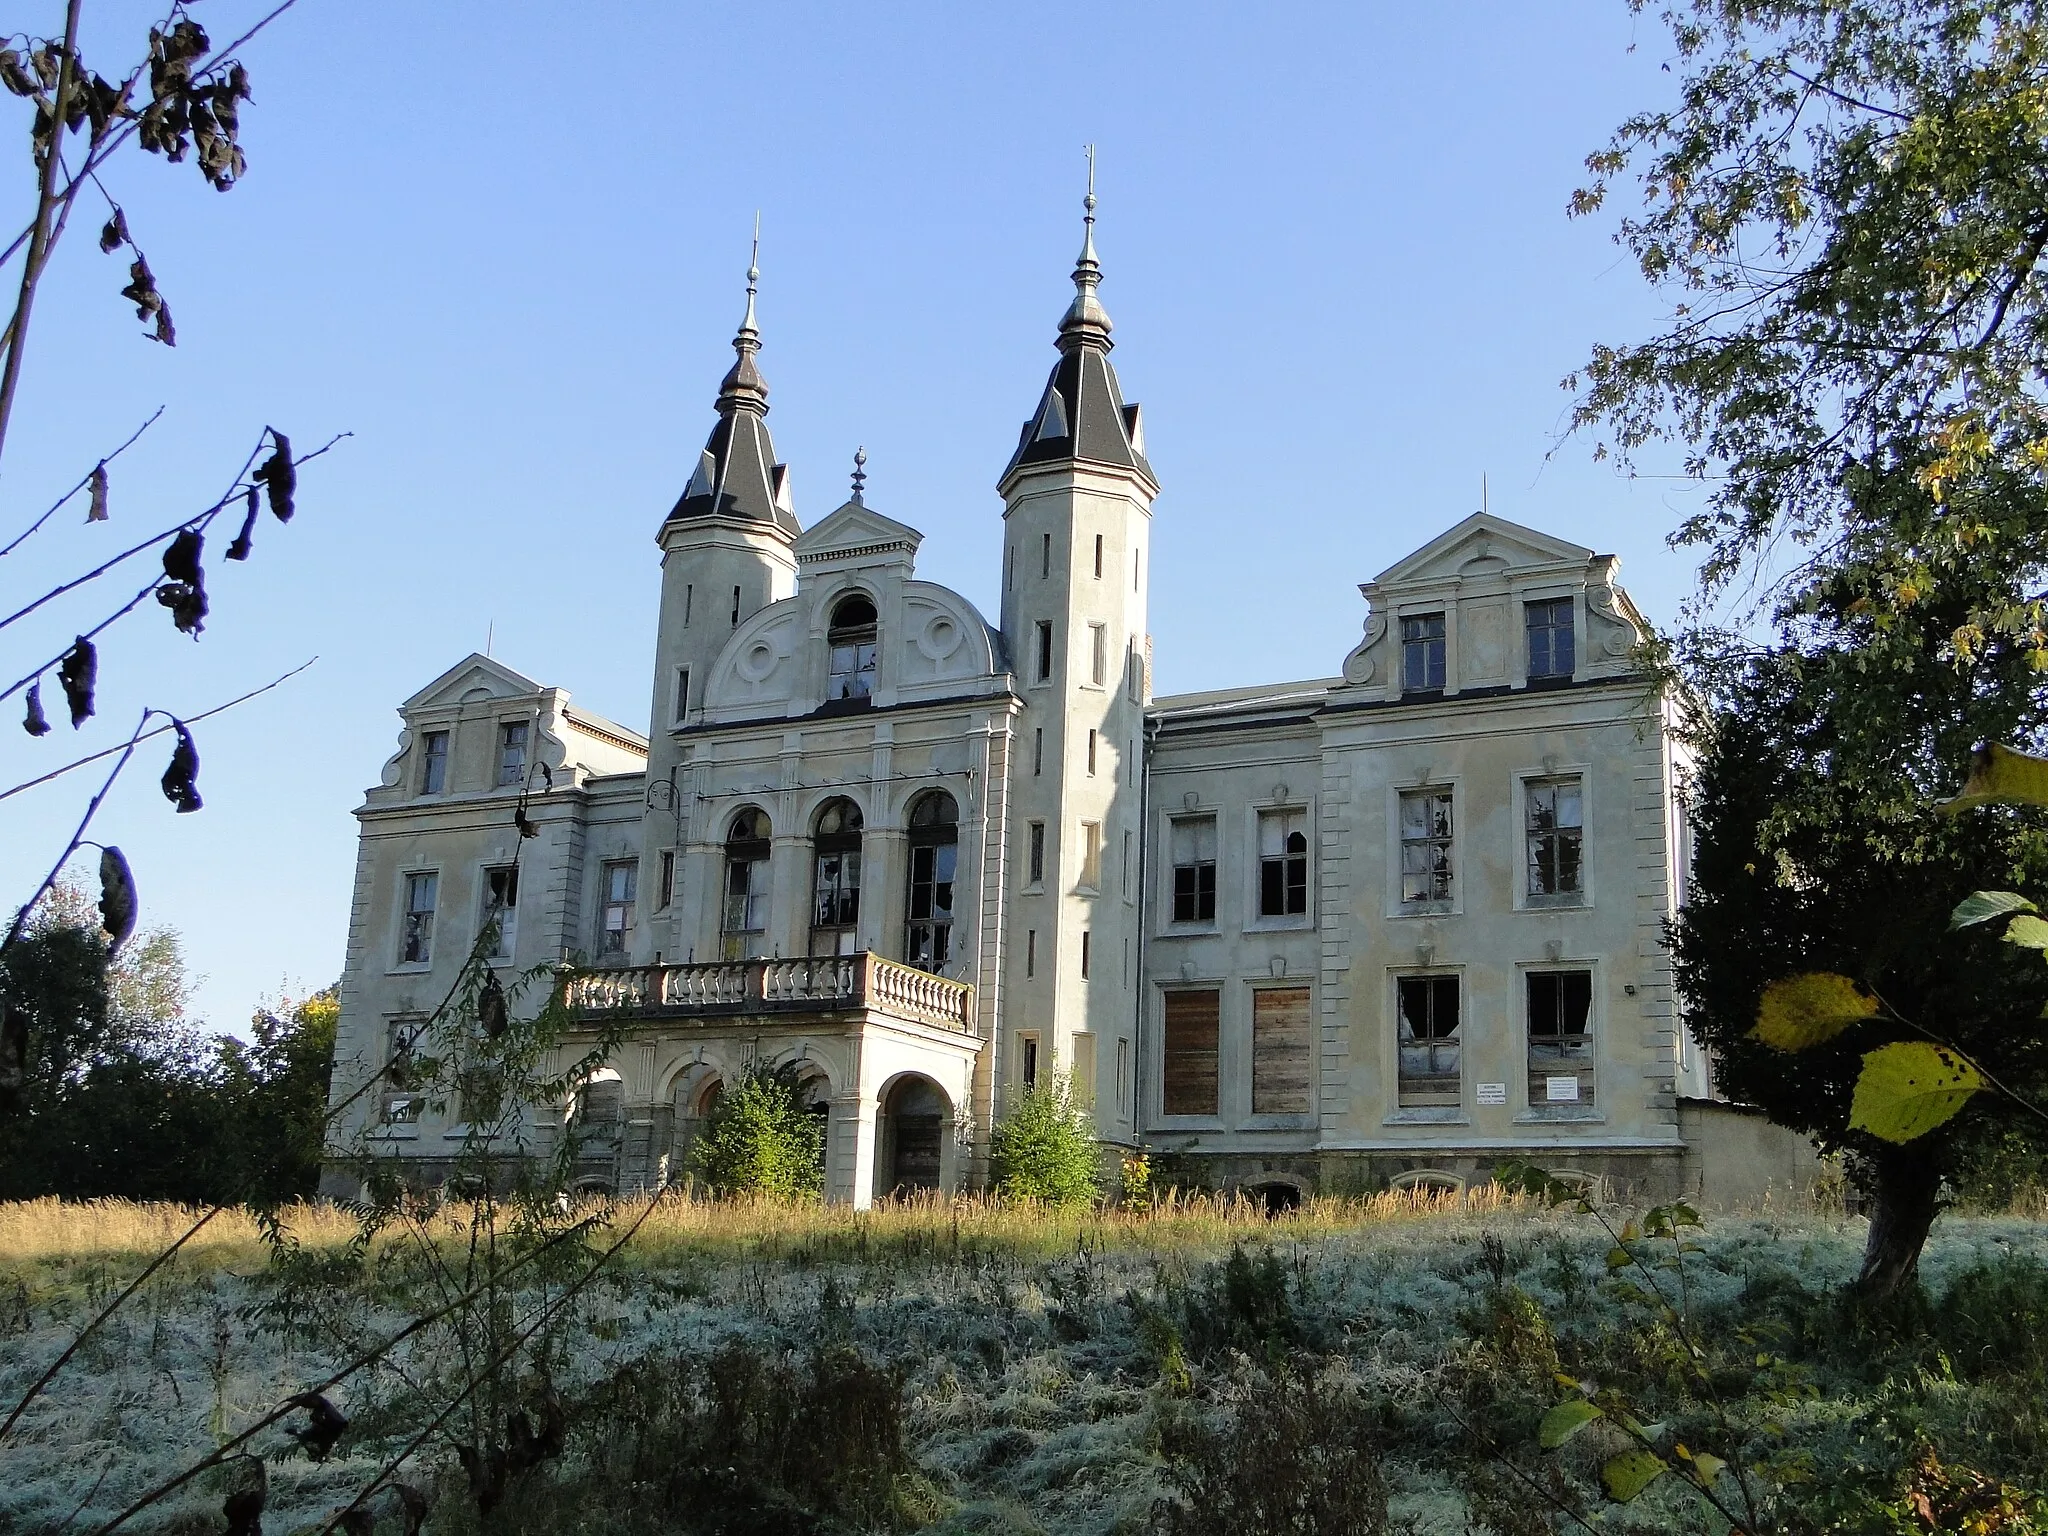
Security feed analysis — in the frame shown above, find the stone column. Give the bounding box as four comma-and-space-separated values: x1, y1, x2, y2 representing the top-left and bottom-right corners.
827, 1092, 878, 1209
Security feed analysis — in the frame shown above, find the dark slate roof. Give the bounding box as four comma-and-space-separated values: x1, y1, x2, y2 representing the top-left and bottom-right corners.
664, 294, 800, 538
1000, 232, 1155, 488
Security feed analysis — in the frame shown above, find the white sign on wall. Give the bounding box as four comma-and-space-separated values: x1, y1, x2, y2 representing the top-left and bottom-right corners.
1546, 1075, 1581, 1103
1476, 1082, 1508, 1106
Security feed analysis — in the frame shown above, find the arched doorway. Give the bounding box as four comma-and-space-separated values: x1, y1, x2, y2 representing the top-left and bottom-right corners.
880, 1076, 947, 1196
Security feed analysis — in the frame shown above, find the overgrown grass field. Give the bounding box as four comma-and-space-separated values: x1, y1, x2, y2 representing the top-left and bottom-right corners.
3, 1192, 2046, 1533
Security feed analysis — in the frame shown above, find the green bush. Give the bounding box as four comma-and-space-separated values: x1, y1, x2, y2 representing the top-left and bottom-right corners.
692, 1062, 825, 1200
988, 1074, 1100, 1206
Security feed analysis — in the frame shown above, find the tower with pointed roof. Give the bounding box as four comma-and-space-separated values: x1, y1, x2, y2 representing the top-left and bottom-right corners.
639, 245, 801, 962
997, 167, 1158, 1140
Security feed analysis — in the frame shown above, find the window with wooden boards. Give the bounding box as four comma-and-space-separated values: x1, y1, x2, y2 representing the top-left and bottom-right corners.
1252, 987, 1312, 1115
1162, 989, 1220, 1116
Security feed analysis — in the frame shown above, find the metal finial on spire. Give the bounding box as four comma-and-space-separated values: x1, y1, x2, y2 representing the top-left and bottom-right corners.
851, 446, 867, 503
1059, 145, 1111, 347
739, 211, 761, 341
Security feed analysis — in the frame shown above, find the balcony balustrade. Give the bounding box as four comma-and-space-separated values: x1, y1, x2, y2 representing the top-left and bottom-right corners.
561, 952, 975, 1035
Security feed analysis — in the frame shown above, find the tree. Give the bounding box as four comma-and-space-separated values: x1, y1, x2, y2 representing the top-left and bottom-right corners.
1574, 2, 2048, 1292
212, 988, 337, 1204
1673, 650, 2048, 1294
691, 1062, 826, 1200
988, 1075, 1101, 1207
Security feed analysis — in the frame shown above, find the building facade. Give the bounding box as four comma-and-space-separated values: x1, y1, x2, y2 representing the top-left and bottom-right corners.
323, 203, 1787, 1208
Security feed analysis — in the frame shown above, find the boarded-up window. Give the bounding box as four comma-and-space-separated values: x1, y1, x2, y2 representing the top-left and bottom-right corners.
1527, 970, 1595, 1106
1162, 989, 1220, 1116
1252, 987, 1312, 1114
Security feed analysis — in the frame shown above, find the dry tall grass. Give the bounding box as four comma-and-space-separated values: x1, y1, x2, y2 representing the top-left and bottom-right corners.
0, 1186, 1526, 1277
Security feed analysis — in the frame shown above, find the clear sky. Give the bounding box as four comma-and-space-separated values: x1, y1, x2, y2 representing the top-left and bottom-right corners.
1, 0, 1700, 1033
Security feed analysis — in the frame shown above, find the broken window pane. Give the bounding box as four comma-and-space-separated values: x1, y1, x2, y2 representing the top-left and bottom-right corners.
1396, 974, 1461, 1107
1399, 791, 1454, 904
1527, 969, 1594, 1106
1258, 808, 1309, 917
1526, 778, 1584, 899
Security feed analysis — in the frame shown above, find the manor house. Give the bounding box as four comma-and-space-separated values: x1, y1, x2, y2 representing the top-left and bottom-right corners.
322, 197, 1804, 1208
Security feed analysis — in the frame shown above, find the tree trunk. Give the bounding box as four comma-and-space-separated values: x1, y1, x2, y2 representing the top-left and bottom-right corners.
1854, 1142, 1941, 1299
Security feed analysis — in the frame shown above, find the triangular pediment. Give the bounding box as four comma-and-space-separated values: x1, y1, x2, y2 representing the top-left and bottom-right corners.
401, 652, 546, 711
793, 500, 924, 564
1371, 512, 1595, 588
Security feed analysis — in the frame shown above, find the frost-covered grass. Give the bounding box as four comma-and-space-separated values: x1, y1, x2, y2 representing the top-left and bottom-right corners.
3, 1195, 2046, 1534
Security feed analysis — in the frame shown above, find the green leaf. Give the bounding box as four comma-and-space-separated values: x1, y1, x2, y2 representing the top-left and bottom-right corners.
1848, 1041, 1986, 1144
1941, 743, 2048, 814
1602, 1449, 1668, 1502
1540, 1398, 1604, 1449
1688, 1452, 1728, 1487
1605, 1246, 1635, 1271
1950, 890, 2038, 930
2004, 914, 2048, 951
1752, 972, 1880, 1051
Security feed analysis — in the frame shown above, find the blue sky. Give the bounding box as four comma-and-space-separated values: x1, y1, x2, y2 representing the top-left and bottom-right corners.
1, 0, 1698, 1033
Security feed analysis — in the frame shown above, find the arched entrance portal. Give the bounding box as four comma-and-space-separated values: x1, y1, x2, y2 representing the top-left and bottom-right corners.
880, 1076, 948, 1196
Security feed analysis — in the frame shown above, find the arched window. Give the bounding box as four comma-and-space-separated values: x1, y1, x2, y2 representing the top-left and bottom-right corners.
827, 594, 878, 701
809, 797, 864, 956
721, 807, 772, 960
905, 790, 958, 972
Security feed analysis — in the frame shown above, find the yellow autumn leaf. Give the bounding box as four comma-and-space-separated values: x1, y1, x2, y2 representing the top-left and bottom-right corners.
1848, 1041, 1986, 1144
1753, 973, 1880, 1051
1940, 742, 2048, 814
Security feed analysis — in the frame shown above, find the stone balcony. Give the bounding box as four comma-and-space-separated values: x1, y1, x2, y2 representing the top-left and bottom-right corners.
561, 951, 977, 1036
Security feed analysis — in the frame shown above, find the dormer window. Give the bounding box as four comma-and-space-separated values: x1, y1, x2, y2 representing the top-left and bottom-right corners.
827, 594, 878, 701
496, 721, 528, 788
1526, 598, 1575, 681
1401, 614, 1446, 693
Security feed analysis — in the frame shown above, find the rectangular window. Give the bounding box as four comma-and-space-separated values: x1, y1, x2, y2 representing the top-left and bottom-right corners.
1028, 821, 1046, 885
1080, 928, 1091, 979
1258, 808, 1310, 917
419, 730, 449, 795
1528, 970, 1595, 1106
1526, 778, 1585, 901
1526, 597, 1575, 680
1093, 533, 1104, 579
1033, 728, 1044, 776
730, 585, 741, 626
1005, 544, 1015, 591
906, 836, 956, 971
496, 721, 529, 788
482, 866, 518, 960
1022, 1035, 1040, 1089
1090, 622, 1107, 686
657, 849, 676, 911
1399, 790, 1454, 904
1252, 987, 1312, 1115
1036, 621, 1054, 682
684, 583, 694, 626
401, 872, 437, 964
1087, 729, 1098, 775
810, 839, 862, 956
1170, 815, 1217, 923
1041, 532, 1051, 579
672, 667, 691, 726
1162, 989, 1221, 1115
1080, 821, 1102, 889
1134, 547, 1141, 591
1396, 974, 1462, 1107
598, 859, 637, 956
1074, 1031, 1096, 1105
1401, 612, 1447, 692
382, 1019, 423, 1124
1026, 929, 1036, 977
1117, 1037, 1130, 1115
1121, 829, 1132, 896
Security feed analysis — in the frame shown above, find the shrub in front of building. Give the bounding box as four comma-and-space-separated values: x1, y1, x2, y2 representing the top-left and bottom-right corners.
990, 1075, 1101, 1206
692, 1063, 824, 1200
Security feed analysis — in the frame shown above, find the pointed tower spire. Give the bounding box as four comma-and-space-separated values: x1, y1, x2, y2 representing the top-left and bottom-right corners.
1059, 145, 1113, 352
1001, 152, 1153, 489
667, 221, 798, 535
